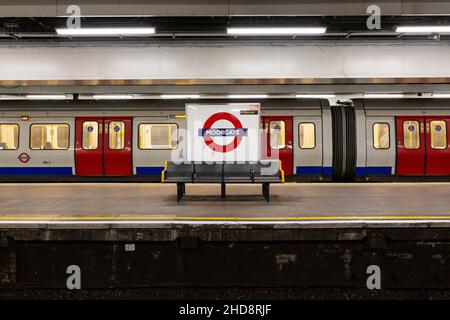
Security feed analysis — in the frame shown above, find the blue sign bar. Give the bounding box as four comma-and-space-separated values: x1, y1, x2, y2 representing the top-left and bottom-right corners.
199, 128, 248, 137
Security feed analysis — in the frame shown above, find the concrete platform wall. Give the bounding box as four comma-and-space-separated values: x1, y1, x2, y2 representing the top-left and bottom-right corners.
1, 226, 450, 291
1, 44, 450, 81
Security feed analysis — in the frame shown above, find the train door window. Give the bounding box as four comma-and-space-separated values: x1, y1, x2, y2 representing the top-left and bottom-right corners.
109, 121, 125, 150
403, 121, 420, 149
82, 121, 99, 150
373, 123, 390, 149
269, 120, 286, 149
430, 120, 447, 149
0, 124, 19, 150
298, 123, 315, 149
30, 124, 69, 150
138, 124, 178, 149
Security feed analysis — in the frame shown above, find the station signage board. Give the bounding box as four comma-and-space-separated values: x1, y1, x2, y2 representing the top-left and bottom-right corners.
186, 103, 261, 162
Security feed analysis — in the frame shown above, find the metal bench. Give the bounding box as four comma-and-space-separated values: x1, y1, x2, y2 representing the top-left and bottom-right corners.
162, 161, 284, 201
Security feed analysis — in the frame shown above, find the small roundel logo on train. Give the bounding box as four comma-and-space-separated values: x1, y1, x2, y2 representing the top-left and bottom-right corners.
114, 125, 121, 132
199, 112, 248, 153
87, 126, 94, 132
408, 125, 415, 132
435, 125, 442, 132
18, 152, 31, 164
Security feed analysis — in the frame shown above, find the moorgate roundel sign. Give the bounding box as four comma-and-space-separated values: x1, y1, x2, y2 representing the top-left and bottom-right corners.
201, 112, 247, 153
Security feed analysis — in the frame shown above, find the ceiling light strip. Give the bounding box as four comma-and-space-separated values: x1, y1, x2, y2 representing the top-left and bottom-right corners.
56, 27, 156, 36
363, 93, 405, 98
432, 93, 450, 98
93, 94, 133, 100
227, 94, 269, 99
160, 94, 200, 99
26, 94, 68, 100
296, 94, 336, 98
396, 26, 450, 33
227, 27, 326, 35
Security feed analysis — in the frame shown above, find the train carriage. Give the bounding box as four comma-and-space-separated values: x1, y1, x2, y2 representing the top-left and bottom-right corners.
0, 99, 332, 181
354, 99, 450, 178
0, 116, 75, 175
1, 98, 450, 182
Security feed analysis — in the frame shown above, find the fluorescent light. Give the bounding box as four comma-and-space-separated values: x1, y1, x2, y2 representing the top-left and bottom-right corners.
363, 93, 405, 98
93, 94, 133, 100
160, 94, 200, 99
227, 27, 326, 35
228, 94, 269, 99
0, 95, 26, 100
396, 26, 450, 33
432, 93, 450, 98
26, 95, 68, 100
296, 94, 336, 98
56, 27, 155, 36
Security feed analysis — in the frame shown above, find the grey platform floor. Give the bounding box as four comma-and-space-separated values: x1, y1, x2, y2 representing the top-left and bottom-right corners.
0, 182, 449, 222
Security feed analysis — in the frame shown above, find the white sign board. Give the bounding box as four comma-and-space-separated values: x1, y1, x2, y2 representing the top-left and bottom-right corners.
186, 103, 261, 162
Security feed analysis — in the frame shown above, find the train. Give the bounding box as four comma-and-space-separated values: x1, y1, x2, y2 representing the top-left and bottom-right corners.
0, 98, 449, 182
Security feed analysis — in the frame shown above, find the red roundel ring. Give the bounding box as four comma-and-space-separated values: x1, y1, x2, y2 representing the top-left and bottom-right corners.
18, 152, 31, 163
203, 112, 244, 153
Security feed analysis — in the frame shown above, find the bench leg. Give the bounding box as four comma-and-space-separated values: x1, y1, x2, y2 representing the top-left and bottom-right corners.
262, 183, 270, 201
221, 182, 226, 198
177, 183, 184, 202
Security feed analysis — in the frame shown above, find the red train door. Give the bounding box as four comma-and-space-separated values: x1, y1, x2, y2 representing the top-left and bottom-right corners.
396, 116, 425, 175
75, 117, 132, 176
103, 117, 132, 176
262, 116, 293, 175
425, 116, 450, 175
75, 117, 103, 175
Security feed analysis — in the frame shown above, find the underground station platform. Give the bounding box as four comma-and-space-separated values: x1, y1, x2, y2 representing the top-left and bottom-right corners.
0, 182, 450, 222
1, 182, 450, 298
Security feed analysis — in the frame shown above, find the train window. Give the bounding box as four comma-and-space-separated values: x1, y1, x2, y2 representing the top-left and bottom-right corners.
138, 124, 178, 150
403, 121, 420, 150
30, 124, 69, 150
298, 123, 315, 149
82, 121, 98, 150
373, 123, 390, 149
109, 121, 125, 150
430, 120, 447, 149
269, 121, 286, 149
0, 124, 19, 150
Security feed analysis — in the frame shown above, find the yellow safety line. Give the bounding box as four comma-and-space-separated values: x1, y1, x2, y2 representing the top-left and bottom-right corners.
1, 215, 450, 221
